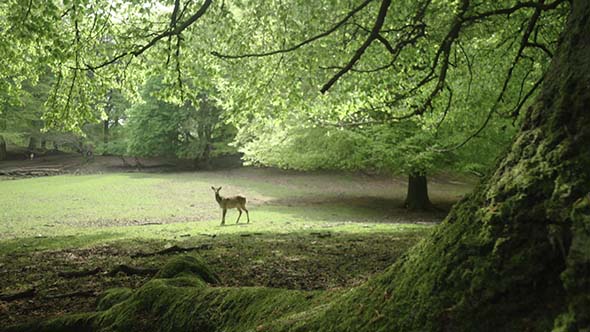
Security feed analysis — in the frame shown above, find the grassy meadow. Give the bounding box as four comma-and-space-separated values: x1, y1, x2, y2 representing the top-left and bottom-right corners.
0, 168, 470, 250
0, 168, 472, 324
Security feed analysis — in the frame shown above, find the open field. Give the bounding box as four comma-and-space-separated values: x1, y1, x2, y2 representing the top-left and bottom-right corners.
0, 167, 473, 325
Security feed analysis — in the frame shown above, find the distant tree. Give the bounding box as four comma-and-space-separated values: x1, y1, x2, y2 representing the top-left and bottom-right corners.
0, 75, 51, 156
126, 76, 235, 165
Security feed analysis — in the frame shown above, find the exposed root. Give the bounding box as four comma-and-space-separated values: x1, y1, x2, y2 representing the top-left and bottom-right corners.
107, 265, 158, 276
58, 267, 102, 278
131, 244, 212, 258
0, 288, 36, 302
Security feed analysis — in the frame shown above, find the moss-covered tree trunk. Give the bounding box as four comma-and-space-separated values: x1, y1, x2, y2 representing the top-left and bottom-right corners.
404, 173, 433, 210
0, 135, 6, 161
341, 0, 589, 329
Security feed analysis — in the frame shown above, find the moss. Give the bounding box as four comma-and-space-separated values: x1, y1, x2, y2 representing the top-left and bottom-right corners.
155, 255, 220, 284
4, 313, 96, 332
553, 311, 577, 332
91, 278, 325, 332
96, 288, 133, 311
555, 197, 590, 332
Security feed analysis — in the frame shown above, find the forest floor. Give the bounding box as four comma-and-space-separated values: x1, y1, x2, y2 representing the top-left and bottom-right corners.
0, 155, 475, 325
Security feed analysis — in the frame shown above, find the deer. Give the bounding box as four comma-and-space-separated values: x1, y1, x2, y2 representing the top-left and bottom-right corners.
211, 186, 250, 225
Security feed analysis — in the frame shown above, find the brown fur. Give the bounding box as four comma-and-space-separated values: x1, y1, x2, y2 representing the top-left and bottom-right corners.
211, 186, 250, 225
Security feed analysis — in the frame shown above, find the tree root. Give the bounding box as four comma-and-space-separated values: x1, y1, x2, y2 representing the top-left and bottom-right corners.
45, 290, 96, 299
131, 244, 212, 258
0, 288, 36, 302
58, 267, 102, 278
107, 264, 158, 276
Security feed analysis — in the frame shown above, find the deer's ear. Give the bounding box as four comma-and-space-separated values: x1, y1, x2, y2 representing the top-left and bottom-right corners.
218, 186, 222, 190
211, 186, 215, 191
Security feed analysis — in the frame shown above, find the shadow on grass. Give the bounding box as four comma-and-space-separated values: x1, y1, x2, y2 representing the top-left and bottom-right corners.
0, 232, 126, 254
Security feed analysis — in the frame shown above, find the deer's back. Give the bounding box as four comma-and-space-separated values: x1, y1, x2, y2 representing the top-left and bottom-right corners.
220, 195, 246, 208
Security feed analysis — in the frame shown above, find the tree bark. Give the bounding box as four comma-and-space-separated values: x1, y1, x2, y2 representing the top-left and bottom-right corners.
27, 136, 37, 151
404, 173, 433, 210
103, 119, 109, 146
370, 1, 590, 329
0, 135, 6, 161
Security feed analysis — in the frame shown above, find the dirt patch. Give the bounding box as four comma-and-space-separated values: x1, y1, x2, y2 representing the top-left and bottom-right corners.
0, 154, 180, 178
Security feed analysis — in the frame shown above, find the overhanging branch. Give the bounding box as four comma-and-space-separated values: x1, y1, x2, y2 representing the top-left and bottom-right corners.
210, 0, 375, 60
81, 0, 213, 71
320, 0, 392, 93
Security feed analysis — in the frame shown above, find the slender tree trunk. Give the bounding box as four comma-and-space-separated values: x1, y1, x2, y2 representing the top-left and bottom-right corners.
103, 119, 109, 145
0, 135, 6, 161
404, 173, 433, 210
40, 139, 47, 150
27, 136, 37, 150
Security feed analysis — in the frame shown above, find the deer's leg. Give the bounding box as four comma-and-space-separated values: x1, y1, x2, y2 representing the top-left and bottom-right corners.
243, 207, 250, 223
221, 209, 227, 225
236, 208, 242, 223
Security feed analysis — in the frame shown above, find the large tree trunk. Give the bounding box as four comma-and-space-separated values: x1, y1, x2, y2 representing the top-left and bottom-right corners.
404, 173, 433, 210
0, 135, 6, 161
362, 1, 589, 329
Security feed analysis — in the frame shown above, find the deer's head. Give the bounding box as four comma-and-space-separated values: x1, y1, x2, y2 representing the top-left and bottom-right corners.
211, 186, 222, 194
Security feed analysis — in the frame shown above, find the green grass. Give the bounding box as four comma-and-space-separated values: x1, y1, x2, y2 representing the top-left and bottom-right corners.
0, 168, 473, 325
0, 168, 469, 252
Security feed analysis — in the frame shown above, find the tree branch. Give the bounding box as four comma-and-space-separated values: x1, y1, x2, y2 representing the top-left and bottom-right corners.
320, 0, 392, 93
463, 0, 567, 23
81, 0, 213, 71
433, 2, 547, 153
511, 72, 544, 119
210, 0, 374, 59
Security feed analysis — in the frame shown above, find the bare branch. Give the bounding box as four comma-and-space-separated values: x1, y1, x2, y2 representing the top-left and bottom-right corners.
64, 6, 81, 119
319, 18, 426, 74
493, 2, 543, 115
525, 41, 553, 57
511, 72, 544, 120
167, 0, 182, 66
435, 84, 453, 132
456, 41, 473, 98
